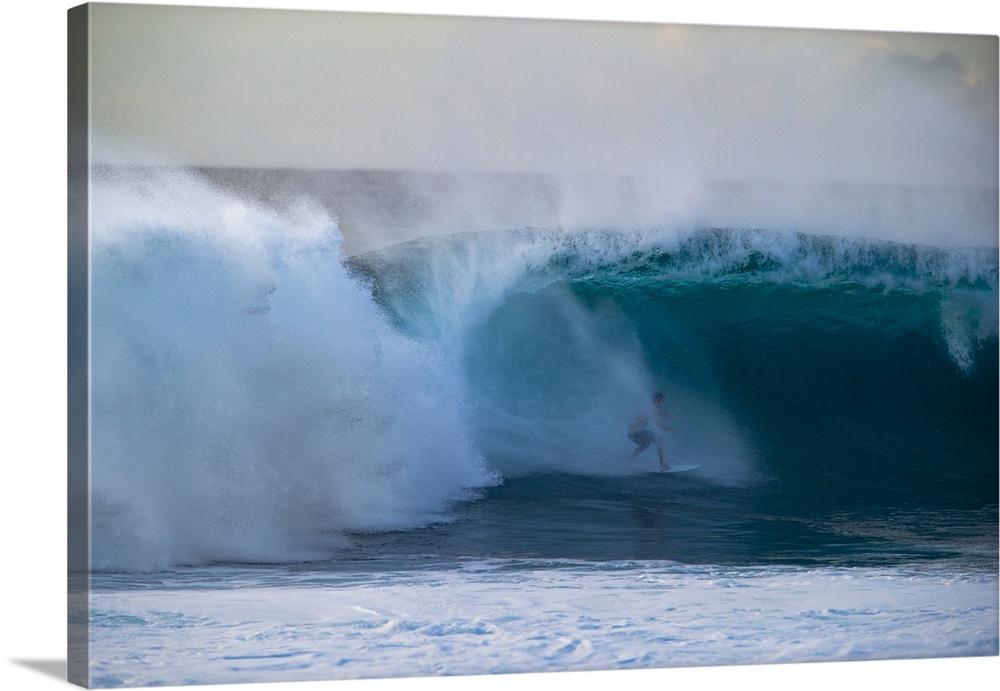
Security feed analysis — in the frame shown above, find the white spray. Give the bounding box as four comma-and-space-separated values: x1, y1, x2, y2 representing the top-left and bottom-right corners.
89, 167, 498, 571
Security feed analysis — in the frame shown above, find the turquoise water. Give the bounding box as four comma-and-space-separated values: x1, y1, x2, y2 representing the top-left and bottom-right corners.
348, 227, 997, 570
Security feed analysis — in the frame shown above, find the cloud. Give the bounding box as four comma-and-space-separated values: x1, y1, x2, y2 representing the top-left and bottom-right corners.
868, 35, 998, 123
926, 49, 965, 73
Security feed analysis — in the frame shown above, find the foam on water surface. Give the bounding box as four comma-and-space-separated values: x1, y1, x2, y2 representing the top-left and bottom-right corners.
88, 561, 999, 687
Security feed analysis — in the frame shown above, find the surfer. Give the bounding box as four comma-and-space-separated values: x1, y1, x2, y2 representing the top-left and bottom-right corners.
628, 391, 677, 470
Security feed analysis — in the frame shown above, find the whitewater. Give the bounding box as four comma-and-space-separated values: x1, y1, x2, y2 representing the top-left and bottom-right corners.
87, 560, 996, 687
81, 166, 998, 687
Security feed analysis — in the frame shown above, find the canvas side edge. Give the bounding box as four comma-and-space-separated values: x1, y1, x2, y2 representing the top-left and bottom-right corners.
68, 3, 91, 688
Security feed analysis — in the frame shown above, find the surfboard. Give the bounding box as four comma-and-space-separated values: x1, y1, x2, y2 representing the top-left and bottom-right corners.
650, 464, 701, 474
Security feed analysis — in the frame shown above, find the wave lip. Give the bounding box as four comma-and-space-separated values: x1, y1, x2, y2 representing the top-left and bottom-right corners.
356, 225, 999, 296
630, 227, 998, 291
356, 225, 999, 370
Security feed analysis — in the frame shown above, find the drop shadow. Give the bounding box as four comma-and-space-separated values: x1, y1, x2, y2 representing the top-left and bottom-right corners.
12, 659, 66, 682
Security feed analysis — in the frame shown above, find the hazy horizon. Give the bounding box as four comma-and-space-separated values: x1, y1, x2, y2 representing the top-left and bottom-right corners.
85, 3, 998, 252
91, 162, 998, 255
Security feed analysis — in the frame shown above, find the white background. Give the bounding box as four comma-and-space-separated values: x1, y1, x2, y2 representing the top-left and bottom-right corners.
2, 1, 997, 690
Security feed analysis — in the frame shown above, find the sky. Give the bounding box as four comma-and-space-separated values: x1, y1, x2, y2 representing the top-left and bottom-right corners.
86, 1, 998, 190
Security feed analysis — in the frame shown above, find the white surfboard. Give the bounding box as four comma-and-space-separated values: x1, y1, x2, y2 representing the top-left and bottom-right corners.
651, 464, 701, 474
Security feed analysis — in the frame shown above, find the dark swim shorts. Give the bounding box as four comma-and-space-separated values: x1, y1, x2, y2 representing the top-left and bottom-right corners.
628, 430, 656, 446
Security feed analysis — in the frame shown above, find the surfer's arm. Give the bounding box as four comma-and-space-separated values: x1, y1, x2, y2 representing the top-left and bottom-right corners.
655, 413, 676, 432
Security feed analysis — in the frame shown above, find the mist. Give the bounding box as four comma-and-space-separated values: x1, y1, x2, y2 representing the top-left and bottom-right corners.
88, 4, 997, 252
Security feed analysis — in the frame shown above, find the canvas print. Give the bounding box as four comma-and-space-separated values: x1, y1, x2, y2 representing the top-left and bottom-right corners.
68, 2, 999, 688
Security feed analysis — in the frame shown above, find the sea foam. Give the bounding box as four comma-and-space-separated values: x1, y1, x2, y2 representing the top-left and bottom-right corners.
89, 167, 498, 571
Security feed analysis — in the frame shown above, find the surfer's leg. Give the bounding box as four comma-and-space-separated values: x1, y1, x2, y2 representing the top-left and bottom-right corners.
655, 435, 669, 470
630, 440, 650, 459
628, 431, 652, 459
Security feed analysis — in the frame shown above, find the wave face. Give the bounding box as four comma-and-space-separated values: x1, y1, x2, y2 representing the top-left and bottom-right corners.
89, 168, 998, 571
353, 227, 999, 510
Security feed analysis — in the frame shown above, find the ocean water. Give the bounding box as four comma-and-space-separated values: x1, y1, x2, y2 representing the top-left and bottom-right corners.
82, 167, 998, 688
